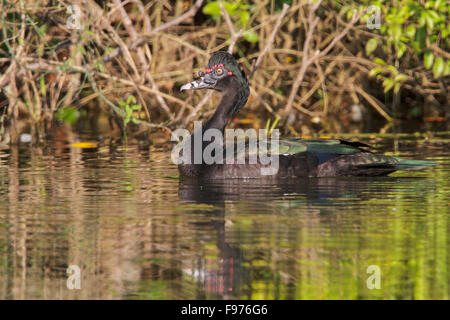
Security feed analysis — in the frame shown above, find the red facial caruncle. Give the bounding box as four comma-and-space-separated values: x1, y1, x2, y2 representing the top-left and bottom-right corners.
203, 63, 232, 76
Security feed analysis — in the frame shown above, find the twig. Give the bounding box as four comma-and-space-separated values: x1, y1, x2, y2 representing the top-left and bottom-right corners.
430, 44, 450, 60
316, 12, 363, 60
251, 3, 290, 77
102, 0, 204, 64
183, 91, 213, 127
86, 70, 171, 132
314, 60, 328, 115
113, 0, 173, 120
283, 2, 362, 115
220, 3, 243, 53
282, 1, 321, 115
152, 0, 203, 34
353, 86, 393, 121
250, 87, 274, 114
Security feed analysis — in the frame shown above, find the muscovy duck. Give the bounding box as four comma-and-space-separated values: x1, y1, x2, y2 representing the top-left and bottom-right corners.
179, 51, 436, 179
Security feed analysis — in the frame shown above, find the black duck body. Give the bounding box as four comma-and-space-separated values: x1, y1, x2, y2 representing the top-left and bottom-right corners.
179, 51, 436, 180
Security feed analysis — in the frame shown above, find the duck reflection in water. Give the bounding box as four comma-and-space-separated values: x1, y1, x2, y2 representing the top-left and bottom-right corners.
178, 176, 419, 298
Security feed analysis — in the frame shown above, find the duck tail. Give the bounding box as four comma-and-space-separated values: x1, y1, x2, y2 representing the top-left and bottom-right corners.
392, 159, 437, 170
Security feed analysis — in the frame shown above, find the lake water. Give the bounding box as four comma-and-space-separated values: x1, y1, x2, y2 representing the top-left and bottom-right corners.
0, 133, 448, 299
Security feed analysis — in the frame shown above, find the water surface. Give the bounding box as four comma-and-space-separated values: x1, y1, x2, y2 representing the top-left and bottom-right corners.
0, 133, 448, 299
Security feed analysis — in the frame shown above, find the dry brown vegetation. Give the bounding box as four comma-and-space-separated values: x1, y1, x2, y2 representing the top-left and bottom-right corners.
0, 0, 448, 144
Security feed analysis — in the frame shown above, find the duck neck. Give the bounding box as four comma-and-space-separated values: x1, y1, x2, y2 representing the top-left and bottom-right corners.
180, 82, 243, 178
205, 84, 240, 133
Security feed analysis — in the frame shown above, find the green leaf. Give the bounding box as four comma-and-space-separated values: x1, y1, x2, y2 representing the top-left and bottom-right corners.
126, 108, 133, 117
434, 0, 444, 9
397, 42, 406, 58
202, 1, 237, 16
346, 9, 354, 21
406, 25, 416, 38
394, 74, 408, 82
424, 51, 434, 69
373, 58, 386, 65
126, 95, 136, 105
424, 12, 434, 30
443, 60, 450, 76
443, 24, 450, 38
365, 38, 378, 56
269, 116, 280, 134
243, 30, 259, 43
382, 78, 394, 93
391, 23, 402, 42
386, 65, 398, 75
56, 106, 80, 124
223, 2, 238, 14
368, 67, 382, 77
418, 12, 426, 27
339, 5, 351, 16
427, 10, 440, 22
38, 24, 47, 38
84, 30, 95, 37
39, 76, 46, 96
415, 26, 426, 48
202, 2, 221, 16
38, 46, 44, 57
433, 57, 444, 78
239, 11, 250, 27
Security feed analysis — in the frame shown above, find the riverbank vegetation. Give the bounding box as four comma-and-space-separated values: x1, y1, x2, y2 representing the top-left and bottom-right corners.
0, 0, 448, 144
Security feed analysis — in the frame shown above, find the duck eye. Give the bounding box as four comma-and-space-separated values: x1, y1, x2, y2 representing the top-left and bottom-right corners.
215, 68, 223, 75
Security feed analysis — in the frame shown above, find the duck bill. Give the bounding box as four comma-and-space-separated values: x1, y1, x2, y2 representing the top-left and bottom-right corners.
180, 75, 215, 91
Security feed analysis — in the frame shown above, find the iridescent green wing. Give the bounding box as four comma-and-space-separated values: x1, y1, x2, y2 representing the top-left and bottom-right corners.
277, 139, 368, 156
233, 138, 368, 161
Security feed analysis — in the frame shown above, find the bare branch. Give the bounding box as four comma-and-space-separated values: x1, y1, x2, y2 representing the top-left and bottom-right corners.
283, 14, 319, 115
220, 3, 243, 53
102, 0, 204, 64
183, 91, 213, 127
251, 3, 290, 78
113, 0, 173, 120
317, 10, 363, 59
283, 5, 362, 115
152, 0, 203, 34
354, 86, 393, 121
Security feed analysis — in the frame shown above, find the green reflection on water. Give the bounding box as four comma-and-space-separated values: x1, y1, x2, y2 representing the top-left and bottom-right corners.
0, 135, 448, 300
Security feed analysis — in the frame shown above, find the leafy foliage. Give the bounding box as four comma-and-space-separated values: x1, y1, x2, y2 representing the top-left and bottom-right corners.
353, 0, 449, 93
118, 95, 143, 138
202, 1, 259, 43
56, 106, 81, 125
